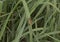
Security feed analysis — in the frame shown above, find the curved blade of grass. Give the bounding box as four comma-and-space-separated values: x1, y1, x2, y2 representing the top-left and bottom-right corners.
16, 14, 25, 35
0, 0, 21, 40
33, 33, 40, 42
50, 17, 55, 32
21, 0, 30, 19
33, 2, 60, 20
0, 13, 9, 18
48, 35, 60, 42
38, 31, 60, 39
31, 1, 60, 20
22, 28, 43, 37
48, 2, 60, 13
24, 16, 44, 32
39, 10, 57, 36
12, 20, 27, 42
33, 3, 46, 20
30, 0, 45, 15
45, 0, 50, 22
21, 0, 33, 42
0, 0, 32, 18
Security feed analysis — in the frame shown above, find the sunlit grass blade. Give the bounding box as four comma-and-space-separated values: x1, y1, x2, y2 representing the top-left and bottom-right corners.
21, 0, 33, 42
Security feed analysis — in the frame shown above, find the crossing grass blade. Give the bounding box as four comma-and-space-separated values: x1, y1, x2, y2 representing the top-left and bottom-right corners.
0, 0, 21, 40
0, 0, 60, 42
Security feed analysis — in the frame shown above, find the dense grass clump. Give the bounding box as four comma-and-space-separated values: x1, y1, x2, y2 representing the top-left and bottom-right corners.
0, 0, 60, 42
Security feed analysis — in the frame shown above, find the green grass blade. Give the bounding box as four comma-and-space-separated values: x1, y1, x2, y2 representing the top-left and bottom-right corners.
0, 0, 21, 40
38, 31, 60, 39
0, 1, 3, 13
12, 20, 27, 42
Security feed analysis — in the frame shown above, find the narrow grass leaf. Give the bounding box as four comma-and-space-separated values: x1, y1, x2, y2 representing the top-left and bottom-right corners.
0, 1, 3, 13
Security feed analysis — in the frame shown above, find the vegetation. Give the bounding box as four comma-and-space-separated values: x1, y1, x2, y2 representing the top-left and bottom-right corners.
0, 0, 60, 42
